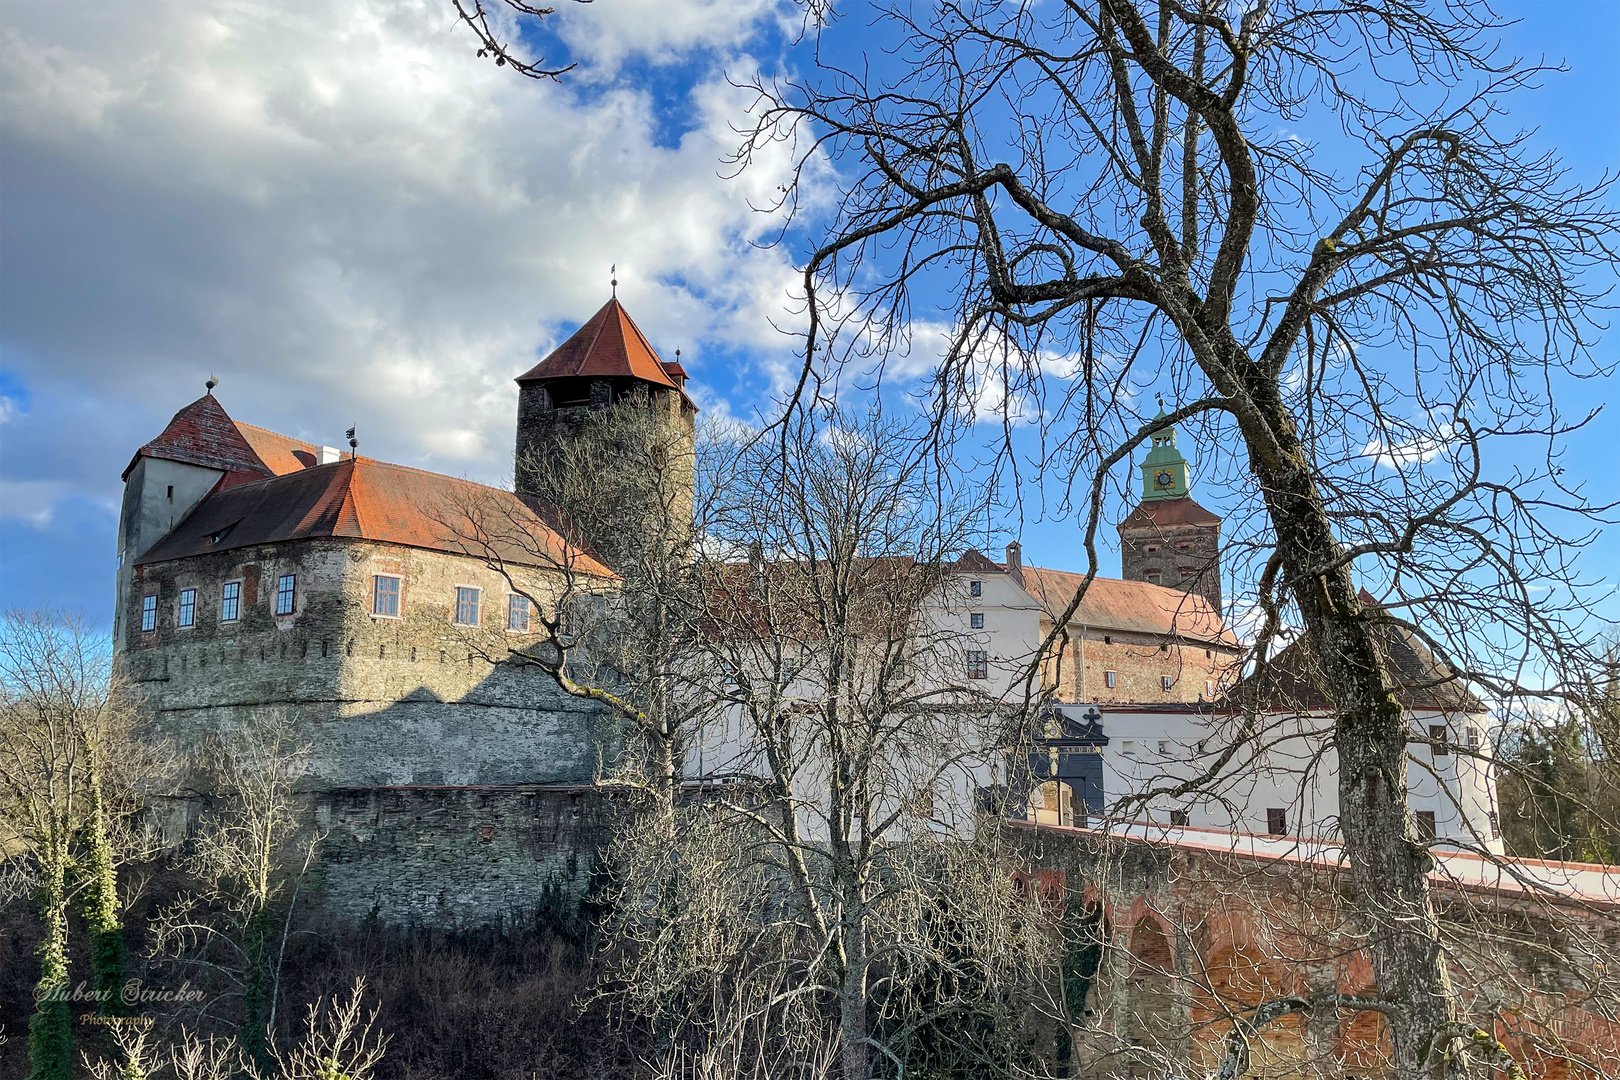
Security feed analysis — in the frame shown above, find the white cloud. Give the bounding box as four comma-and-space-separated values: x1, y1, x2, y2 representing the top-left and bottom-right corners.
551, 0, 787, 77
1362, 424, 1453, 471
0, 0, 811, 525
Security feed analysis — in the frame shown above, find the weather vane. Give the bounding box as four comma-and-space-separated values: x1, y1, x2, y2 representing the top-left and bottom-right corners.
206, 374, 218, 394
610, 264, 617, 298
345, 425, 358, 458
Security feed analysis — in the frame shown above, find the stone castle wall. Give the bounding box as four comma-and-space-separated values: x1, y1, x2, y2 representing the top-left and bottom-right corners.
125, 536, 617, 928
124, 537, 608, 791
312, 784, 611, 929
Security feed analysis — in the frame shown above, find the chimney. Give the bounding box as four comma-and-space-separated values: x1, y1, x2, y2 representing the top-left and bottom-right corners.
317, 446, 342, 466
1004, 541, 1023, 585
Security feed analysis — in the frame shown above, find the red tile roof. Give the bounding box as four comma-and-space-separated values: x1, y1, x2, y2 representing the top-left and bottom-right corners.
135, 456, 615, 578
236, 422, 321, 475
515, 298, 686, 396
953, 549, 1007, 575
1020, 565, 1237, 647
122, 394, 275, 483
1121, 495, 1222, 529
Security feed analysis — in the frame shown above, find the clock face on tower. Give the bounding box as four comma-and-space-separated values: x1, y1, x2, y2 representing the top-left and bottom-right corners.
1154, 469, 1175, 490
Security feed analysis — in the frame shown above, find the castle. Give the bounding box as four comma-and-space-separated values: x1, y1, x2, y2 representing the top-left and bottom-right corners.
114, 297, 1497, 926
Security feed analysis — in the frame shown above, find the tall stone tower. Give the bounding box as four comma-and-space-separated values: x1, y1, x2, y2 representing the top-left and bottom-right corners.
1118, 412, 1222, 609
514, 298, 697, 571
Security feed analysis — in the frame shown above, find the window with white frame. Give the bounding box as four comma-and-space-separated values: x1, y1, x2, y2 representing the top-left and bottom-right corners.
141, 594, 158, 632
969, 612, 984, 629
1104, 670, 1117, 689
178, 588, 196, 628
1466, 726, 1481, 750
220, 582, 240, 622
1204, 679, 1216, 698
372, 575, 401, 617
275, 574, 296, 616
966, 650, 988, 679
455, 587, 481, 626
508, 594, 531, 632
1157, 740, 1170, 755
1160, 675, 1173, 692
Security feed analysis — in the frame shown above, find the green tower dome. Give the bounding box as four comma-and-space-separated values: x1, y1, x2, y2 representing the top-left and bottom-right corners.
1140, 410, 1190, 501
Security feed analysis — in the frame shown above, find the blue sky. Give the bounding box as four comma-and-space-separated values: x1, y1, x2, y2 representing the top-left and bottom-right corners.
1, 0, 1616, 633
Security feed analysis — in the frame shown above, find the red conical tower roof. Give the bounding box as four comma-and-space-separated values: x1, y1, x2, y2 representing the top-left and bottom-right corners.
516, 298, 682, 391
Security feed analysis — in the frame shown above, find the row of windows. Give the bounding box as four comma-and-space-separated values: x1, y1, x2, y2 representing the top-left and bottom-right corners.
1152, 806, 1499, 841
371, 575, 532, 630
142, 574, 534, 632
142, 575, 298, 631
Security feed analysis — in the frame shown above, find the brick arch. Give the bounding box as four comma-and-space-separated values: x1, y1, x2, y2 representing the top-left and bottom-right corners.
1192, 939, 1308, 1076
1129, 912, 1174, 969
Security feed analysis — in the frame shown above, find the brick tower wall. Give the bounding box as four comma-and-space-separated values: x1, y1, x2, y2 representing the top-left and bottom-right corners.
1119, 515, 1222, 611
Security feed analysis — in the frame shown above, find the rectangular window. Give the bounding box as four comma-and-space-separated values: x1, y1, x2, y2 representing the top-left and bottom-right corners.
455, 586, 481, 626
1157, 740, 1170, 756
1104, 670, 1117, 689
1161, 675, 1174, 692
177, 588, 196, 628
969, 580, 982, 597
1266, 808, 1288, 836
966, 650, 988, 680
969, 612, 984, 629
1429, 724, 1449, 756
1170, 809, 1190, 827
1415, 810, 1437, 842
372, 575, 401, 617
1488, 810, 1500, 838
140, 594, 158, 632
508, 594, 531, 632
1121, 740, 1135, 755
1466, 726, 1481, 750
275, 574, 296, 616
220, 582, 240, 622
1204, 679, 1216, 698
1145, 569, 1162, 583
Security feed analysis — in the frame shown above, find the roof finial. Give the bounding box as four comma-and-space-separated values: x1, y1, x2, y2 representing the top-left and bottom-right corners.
206, 374, 218, 394
345, 425, 358, 459
610, 263, 617, 299
1156, 391, 1165, 409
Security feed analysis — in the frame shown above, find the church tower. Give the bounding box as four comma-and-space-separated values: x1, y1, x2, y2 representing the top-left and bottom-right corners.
1118, 413, 1222, 609
514, 298, 697, 571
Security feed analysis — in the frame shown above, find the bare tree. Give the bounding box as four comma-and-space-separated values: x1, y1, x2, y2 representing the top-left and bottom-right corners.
84, 980, 388, 1080
594, 411, 1051, 1080
730, 2, 1620, 1073
0, 610, 143, 1079
151, 716, 318, 1075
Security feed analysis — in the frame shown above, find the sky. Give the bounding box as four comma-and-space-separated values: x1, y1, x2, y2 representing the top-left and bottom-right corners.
1, 0, 1616, 630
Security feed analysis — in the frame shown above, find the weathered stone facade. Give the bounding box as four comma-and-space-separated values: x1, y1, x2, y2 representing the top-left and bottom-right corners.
314, 785, 609, 929
124, 538, 607, 791
1118, 511, 1222, 611
1046, 627, 1233, 704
